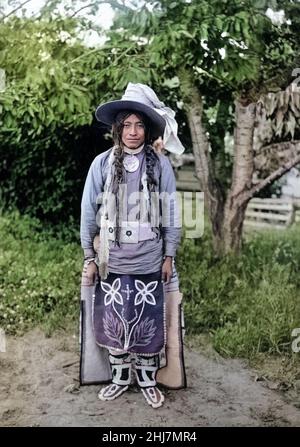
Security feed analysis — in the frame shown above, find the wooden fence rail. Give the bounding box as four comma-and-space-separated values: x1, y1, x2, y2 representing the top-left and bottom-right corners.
245, 198, 295, 230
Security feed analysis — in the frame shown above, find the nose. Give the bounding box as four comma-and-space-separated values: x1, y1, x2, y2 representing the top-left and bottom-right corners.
129, 124, 138, 135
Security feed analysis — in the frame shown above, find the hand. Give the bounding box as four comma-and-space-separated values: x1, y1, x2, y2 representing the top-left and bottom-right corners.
161, 256, 173, 284
152, 136, 165, 154
82, 261, 98, 284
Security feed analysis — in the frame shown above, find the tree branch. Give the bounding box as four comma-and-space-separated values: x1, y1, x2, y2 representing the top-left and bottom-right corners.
178, 68, 209, 190
69, 1, 130, 18
242, 145, 300, 203
90, 0, 129, 13
0, 0, 32, 20
259, 140, 300, 155
68, 42, 135, 66
254, 140, 300, 174
1, 0, 129, 22
230, 100, 256, 196
70, 4, 96, 18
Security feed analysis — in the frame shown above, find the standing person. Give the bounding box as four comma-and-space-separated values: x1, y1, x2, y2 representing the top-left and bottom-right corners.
80, 83, 186, 409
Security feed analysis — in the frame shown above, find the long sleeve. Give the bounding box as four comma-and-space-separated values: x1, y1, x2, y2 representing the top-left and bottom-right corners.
80, 154, 105, 258
159, 155, 182, 257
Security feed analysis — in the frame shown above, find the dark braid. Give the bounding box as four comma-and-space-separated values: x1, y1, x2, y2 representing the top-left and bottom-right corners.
144, 144, 159, 191
144, 144, 160, 229
112, 144, 124, 246
111, 111, 129, 245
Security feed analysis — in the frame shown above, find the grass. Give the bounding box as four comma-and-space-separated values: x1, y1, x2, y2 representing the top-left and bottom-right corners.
0, 209, 300, 366
0, 211, 82, 335
177, 223, 300, 359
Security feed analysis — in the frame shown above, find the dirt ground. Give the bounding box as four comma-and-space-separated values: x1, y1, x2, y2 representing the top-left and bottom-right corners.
0, 329, 300, 427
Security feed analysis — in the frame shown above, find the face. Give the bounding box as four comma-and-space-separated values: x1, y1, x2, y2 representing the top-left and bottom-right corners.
121, 114, 146, 149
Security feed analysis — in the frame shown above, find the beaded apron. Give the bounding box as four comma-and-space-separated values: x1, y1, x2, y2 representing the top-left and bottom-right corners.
93, 271, 166, 355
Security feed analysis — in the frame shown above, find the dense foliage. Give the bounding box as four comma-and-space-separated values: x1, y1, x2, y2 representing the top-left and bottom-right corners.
1, 1, 299, 226
0, 16, 116, 222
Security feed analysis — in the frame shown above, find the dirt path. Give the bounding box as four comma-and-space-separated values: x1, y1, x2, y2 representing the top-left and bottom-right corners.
0, 329, 299, 427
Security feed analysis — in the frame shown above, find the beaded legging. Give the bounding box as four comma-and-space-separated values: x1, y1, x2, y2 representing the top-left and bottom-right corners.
108, 349, 159, 388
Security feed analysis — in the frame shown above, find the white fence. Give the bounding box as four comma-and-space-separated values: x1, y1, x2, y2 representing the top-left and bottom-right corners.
245, 198, 295, 230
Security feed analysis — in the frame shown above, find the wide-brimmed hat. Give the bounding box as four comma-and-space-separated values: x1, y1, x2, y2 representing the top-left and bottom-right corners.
95, 83, 166, 139
96, 83, 185, 154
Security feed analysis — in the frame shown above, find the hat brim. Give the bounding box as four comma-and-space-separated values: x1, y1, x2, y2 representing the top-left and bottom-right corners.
95, 100, 166, 139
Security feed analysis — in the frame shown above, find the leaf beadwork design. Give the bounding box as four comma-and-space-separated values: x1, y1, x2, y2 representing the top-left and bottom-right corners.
103, 312, 124, 347
129, 317, 157, 348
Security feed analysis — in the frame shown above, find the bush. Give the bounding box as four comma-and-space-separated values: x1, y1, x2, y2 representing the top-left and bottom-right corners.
0, 211, 82, 335
0, 17, 112, 225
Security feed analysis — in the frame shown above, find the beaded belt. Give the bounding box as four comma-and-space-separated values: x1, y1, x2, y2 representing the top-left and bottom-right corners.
106, 221, 158, 243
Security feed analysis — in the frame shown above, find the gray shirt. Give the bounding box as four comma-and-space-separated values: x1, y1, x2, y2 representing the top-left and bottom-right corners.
80, 147, 181, 274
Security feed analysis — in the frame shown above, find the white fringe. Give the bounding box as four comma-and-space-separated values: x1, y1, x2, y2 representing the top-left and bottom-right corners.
98, 147, 115, 279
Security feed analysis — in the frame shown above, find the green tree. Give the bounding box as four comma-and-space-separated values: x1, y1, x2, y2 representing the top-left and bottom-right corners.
107, 0, 300, 255
2, 0, 300, 248
0, 15, 97, 220
0, 3, 153, 221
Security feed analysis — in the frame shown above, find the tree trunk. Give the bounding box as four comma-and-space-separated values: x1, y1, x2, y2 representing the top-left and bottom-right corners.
180, 74, 300, 257
222, 100, 256, 254
179, 69, 225, 253
181, 74, 256, 255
